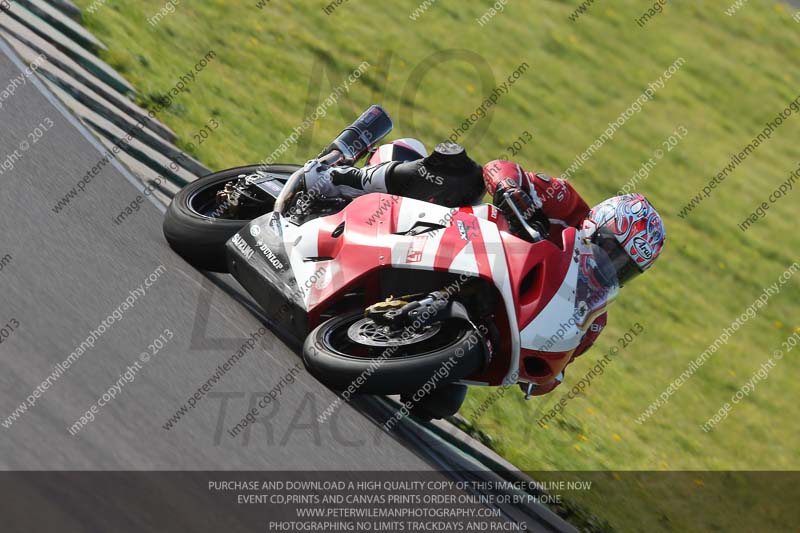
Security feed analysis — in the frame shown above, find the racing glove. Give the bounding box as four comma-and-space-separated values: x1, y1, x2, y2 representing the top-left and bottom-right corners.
303, 159, 366, 200
493, 178, 550, 242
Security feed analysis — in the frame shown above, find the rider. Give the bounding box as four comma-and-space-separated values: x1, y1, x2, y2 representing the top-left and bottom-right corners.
309, 140, 666, 395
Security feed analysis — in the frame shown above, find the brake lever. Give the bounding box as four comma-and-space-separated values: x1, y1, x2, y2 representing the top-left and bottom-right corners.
503, 191, 543, 243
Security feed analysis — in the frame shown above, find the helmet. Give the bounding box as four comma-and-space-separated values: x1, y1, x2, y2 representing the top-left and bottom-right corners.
368, 138, 428, 165
584, 194, 665, 286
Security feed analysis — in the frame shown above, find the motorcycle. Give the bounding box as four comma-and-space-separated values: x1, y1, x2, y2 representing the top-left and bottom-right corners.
163, 105, 619, 419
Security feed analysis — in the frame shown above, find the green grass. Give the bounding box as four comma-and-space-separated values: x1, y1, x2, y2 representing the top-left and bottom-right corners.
75, 0, 800, 530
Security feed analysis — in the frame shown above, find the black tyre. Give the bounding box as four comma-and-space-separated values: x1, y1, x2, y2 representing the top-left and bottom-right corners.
163, 164, 298, 272
400, 383, 468, 421
303, 311, 486, 395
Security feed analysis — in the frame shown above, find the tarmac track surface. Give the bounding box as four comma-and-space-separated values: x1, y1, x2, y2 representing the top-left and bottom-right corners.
0, 41, 573, 532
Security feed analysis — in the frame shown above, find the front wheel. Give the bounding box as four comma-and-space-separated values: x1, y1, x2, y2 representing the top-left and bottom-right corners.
163, 164, 298, 272
400, 383, 468, 421
302, 311, 486, 395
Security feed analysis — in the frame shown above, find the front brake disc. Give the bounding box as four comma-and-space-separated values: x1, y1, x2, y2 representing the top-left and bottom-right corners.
346, 317, 442, 347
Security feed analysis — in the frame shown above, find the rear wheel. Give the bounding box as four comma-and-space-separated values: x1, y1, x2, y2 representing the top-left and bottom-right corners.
303, 311, 486, 395
163, 164, 298, 272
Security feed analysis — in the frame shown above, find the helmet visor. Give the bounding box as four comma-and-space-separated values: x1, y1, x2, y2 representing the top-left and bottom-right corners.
594, 226, 643, 286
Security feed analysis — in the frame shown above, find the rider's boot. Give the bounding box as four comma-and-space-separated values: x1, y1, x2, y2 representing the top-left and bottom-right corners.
329, 142, 485, 207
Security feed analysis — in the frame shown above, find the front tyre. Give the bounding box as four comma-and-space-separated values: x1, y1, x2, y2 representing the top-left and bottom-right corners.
400, 383, 468, 421
303, 311, 486, 395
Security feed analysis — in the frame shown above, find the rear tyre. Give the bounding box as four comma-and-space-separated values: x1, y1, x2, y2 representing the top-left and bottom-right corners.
163, 164, 296, 272
303, 311, 486, 395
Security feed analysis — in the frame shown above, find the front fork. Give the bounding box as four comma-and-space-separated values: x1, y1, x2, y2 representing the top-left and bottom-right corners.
367, 291, 494, 369
368, 293, 540, 399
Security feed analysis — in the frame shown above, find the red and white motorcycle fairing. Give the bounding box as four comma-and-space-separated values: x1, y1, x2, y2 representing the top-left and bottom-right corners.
248, 193, 617, 389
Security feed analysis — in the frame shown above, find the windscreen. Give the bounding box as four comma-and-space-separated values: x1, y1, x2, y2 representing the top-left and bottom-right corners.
573, 241, 620, 328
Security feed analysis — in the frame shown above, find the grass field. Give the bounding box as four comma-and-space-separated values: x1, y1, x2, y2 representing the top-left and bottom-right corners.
74, 0, 800, 530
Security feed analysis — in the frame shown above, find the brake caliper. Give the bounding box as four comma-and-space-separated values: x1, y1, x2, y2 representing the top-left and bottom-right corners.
369, 292, 451, 331
364, 297, 407, 328
216, 180, 242, 217
365, 297, 410, 316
